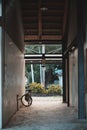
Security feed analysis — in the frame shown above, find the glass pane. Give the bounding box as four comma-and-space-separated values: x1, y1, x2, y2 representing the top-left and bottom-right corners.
45, 45, 62, 54
25, 44, 62, 54
25, 45, 42, 54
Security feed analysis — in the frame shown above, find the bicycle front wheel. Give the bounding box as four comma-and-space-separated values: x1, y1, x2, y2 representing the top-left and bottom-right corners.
21, 94, 32, 107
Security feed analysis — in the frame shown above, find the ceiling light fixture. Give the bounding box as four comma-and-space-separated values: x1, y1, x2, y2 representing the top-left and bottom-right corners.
40, 7, 48, 11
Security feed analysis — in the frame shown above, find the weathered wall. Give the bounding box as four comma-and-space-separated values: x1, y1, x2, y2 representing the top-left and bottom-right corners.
2, 32, 25, 127
2, 0, 25, 127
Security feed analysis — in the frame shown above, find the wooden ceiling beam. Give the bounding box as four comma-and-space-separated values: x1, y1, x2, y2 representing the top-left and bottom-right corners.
42, 29, 62, 32
24, 35, 62, 41
24, 29, 62, 35
62, 0, 68, 37
42, 35, 62, 40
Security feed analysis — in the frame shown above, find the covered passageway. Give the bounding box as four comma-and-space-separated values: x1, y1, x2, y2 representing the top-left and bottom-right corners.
0, 0, 87, 128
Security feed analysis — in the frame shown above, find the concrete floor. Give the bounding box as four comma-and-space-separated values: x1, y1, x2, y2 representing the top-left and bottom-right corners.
3, 96, 87, 130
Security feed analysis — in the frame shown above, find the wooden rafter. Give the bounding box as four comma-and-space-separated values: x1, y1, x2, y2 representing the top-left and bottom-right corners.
21, 0, 67, 44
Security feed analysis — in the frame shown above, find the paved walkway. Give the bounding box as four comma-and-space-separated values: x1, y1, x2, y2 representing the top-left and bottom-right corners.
3, 96, 87, 130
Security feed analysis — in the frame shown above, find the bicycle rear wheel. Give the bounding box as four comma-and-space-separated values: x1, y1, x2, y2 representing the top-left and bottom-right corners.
21, 94, 32, 107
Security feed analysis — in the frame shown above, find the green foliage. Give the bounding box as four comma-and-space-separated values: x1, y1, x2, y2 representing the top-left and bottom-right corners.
28, 83, 61, 95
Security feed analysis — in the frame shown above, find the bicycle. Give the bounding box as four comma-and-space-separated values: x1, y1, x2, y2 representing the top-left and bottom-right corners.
21, 89, 32, 107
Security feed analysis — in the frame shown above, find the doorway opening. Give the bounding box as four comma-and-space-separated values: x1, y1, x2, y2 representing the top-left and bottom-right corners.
24, 44, 63, 98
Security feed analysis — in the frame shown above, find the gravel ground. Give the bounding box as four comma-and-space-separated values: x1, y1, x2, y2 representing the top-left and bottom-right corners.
3, 96, 87, 130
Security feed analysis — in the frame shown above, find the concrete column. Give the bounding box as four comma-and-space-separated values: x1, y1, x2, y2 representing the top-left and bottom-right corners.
62, 40, 67, 103
78, 39, 85, 119
67, 56, 70, 107
0, 0, 2, 128
77, 0, 85, 119
69, 53, 73, 106
63, 57, 66, 103
65, 59, 68, 103
78, 39, 85, 118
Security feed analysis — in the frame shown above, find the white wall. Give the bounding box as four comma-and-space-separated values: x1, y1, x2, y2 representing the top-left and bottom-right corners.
2, 0, 25, 127
69, 49, 78, 109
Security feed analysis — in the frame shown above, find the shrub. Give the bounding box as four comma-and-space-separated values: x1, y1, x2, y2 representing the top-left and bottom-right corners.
47, 84, 61, 95
29, 82, 45, 94
27, 83, 62, 95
